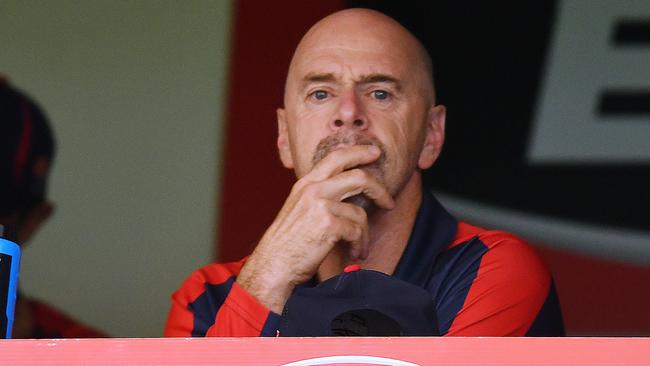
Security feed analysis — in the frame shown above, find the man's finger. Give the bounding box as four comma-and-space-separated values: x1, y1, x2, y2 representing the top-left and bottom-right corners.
327, 200, 368, 226
327, 201, 370, 257
333, 217, 366, 261
316, 168, 395, 210
306, 145, 381, 182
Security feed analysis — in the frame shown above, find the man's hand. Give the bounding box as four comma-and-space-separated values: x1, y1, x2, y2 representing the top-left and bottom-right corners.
236, 145, 395, 314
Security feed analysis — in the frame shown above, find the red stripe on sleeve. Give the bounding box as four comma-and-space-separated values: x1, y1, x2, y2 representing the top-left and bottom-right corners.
446, 229, 551, 336
164, 259, 246, 337
207, 281, 271, 337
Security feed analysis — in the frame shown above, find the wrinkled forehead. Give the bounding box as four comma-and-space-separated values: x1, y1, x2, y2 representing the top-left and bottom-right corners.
289, 44, 410, 83
285, 11, 432, 95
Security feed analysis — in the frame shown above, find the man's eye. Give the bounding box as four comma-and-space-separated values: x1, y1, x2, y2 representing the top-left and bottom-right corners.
312, 90, 329, 100
372, 90, 390, 100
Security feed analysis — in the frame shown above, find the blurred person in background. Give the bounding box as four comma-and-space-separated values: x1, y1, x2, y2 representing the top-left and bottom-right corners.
0, 77, 105, 338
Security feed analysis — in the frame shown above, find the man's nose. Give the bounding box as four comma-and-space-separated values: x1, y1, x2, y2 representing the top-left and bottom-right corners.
330, 91, 368, 131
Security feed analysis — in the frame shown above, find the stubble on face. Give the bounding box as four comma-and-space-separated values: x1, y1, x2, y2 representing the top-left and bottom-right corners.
312, 132, 388, 212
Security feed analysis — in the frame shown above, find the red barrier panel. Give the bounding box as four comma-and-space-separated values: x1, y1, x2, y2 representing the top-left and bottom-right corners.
0, 337, 647, 365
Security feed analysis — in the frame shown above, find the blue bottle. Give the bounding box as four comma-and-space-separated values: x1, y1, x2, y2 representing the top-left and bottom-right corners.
0, 225, 21, 339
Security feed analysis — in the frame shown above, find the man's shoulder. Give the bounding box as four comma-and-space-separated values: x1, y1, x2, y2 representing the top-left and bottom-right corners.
450, 221, 535, 251
442, 221, 548, 275
443, 221, 550, 282
433, 222, 560, 336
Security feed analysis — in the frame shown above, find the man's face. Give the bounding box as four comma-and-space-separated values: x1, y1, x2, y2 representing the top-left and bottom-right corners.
277, 12, 443, 205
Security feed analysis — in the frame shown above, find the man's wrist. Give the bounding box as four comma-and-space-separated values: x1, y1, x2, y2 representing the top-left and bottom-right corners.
236, 258, 295, 314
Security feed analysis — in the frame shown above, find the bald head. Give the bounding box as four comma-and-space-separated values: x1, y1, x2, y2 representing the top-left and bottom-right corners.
285, 8, 435, 105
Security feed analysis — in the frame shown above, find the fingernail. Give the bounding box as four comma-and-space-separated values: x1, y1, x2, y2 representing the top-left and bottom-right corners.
369, 146, 380, 155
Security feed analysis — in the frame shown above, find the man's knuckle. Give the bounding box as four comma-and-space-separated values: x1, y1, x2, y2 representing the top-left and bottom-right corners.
320, 214, 335, 230
314, 198, 329, 212
302, 182, 320, 197
292, 180, 306, 192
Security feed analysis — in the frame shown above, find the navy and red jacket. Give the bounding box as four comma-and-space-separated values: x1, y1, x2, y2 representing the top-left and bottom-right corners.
165, 191, 564, 337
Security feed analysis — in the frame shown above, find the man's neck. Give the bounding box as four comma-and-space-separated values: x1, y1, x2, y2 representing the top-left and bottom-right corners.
317, 172, 423, 281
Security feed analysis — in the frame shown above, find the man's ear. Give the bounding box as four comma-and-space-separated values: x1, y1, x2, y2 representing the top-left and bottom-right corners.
417, 104, 446, 170
276, 108, 294, 169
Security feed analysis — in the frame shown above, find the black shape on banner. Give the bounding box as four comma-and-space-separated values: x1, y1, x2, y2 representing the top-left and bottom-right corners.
613, 19, 650, 45
599, 90, 650, 116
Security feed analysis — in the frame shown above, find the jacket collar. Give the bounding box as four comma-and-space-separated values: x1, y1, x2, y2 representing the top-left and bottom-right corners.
392, 188, 458, 287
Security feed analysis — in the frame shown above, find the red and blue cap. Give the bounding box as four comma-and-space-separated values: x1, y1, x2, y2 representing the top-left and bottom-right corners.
279, 265, 439, 336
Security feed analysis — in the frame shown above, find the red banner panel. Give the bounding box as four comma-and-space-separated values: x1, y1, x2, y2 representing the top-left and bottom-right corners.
1, 337, 648, 365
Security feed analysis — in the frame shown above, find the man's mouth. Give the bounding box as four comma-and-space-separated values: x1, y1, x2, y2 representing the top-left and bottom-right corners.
312, 133, 386, 170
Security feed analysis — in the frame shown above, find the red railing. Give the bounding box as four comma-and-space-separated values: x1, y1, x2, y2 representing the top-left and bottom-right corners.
0, 337, 647, 365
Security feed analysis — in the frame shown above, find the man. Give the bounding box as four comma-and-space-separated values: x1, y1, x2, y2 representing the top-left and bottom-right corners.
165, 8, 563, 337
0, 78, 106, 338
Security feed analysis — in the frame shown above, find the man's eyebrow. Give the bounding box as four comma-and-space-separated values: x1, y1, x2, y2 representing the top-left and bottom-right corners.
357, 74, 402, 90
300, 73, 337, 90
299, 73, 402, 91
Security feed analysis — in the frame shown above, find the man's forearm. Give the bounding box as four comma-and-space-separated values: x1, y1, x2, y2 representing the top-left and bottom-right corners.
236, 254, 295, 315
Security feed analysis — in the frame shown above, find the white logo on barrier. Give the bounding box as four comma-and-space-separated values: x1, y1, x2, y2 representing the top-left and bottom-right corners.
282, 355, 420, 366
